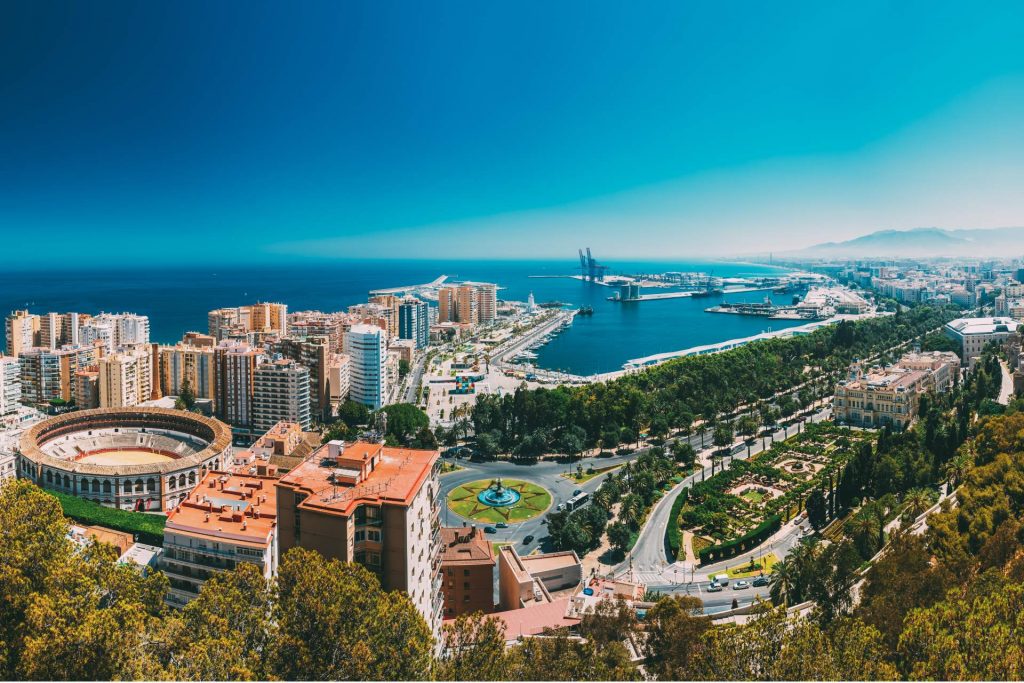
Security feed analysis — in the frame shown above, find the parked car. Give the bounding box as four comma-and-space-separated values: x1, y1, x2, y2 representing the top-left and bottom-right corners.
752, 575, 770, 587
483, 526, 497, 534
523, 535, 534, 544
496, 522, 509, 529
733, 580, 750, 590
707, 582, 723, 593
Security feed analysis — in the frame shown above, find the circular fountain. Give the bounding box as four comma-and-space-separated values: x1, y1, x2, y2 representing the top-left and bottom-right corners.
476, 478, 522, 507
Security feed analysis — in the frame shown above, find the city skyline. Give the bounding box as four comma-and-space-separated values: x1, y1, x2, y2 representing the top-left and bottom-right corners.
3, 2, 1024, 266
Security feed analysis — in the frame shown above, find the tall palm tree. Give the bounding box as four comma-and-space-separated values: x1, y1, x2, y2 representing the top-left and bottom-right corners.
769, 559, 797, 607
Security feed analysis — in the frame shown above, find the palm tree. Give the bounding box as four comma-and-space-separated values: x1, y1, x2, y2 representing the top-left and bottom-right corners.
903, 488, 934, 519
847, 512, 881, 559
942, 451, 972, 490
769, 559, 797, 607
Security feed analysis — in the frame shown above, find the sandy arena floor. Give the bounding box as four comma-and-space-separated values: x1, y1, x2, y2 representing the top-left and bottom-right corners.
78, 450, 174, 465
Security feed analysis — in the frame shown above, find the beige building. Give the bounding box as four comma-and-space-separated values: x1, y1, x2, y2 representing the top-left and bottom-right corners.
437, 283, 498, 325
328, 353, 350, 406
896, 351, 961, 392
74, 366, 100, 410
157, 342, 217, 403
208, 303, 287, 342
5, 310, 40, 357
99, 346, 152, 408
497, 545, 582, 611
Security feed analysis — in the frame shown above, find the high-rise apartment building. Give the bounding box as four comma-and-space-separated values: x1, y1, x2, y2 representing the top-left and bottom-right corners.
275, 440, 442, 633
74, 367, 100, 410
345, 324, 388, 410
19, 344, 99, 406
252, 358, 311, 433
208, 304, 287, 341
398, 298, 430, 349
158, 343, 217, 402
0, 357, 21, 417
437, 283, 497, 325
5, 310, 40, 357
368, 295, 400, 337
287, 311, 347, 352
329, 353, 350, 406
80, 313, 150, 353
272, 336, 331, 422
214, 341, 264, 429
98, 346, 152, 408
439, 526, 495, 617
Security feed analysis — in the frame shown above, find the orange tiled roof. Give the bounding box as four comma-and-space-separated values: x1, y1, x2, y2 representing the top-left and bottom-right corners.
165, 470, 278, 548
276, 441, 438, 517
440, 526, 495, 566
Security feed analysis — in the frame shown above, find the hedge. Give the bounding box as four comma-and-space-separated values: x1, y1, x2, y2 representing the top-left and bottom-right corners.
698, 513, 781, 565
45, 489, 166, 546
665, 488, 689, 558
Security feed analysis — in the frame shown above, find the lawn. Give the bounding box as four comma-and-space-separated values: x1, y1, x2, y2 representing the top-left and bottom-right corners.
560, 464, 621, 484
741, 490, 765, 504
447, 479, 552, 524
45, 489, 166, 546
708, 552, 779, 580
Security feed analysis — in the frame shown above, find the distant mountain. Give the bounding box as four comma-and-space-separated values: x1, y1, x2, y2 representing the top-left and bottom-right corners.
789, 226, 1024, 258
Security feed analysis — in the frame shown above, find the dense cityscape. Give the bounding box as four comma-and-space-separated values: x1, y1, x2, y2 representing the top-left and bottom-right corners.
4, 2, 1024, 680
0, 252, 1023, 679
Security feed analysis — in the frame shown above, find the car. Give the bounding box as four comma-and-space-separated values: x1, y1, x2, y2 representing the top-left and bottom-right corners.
483, 526, 497, 534
752, 575, 770, 587
496, 522, 509, 529
707, 582, 723, 592
573, 489, 583, 496
733, 580, 750, 590
523, 535, 534, 544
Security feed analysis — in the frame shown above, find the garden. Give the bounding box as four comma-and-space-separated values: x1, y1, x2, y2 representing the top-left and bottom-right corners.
670, 423, 875, 565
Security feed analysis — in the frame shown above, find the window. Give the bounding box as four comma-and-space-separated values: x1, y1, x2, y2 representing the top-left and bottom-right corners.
368, 530, 381, 542
354, 530, 365, 542
463, 596, 470, 603
463, 582, 470, 589
463, 569, 470, 576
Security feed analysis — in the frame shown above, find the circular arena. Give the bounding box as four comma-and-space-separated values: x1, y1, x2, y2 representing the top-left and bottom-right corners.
17, 407, 233, 512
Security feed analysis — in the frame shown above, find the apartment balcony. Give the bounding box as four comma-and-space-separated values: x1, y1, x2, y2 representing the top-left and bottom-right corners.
163, 540, 238, 560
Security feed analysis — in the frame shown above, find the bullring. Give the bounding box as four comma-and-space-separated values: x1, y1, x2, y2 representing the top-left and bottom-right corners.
17, 406, 233, 512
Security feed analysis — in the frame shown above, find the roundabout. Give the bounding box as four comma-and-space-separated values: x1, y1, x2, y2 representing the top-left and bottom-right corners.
447, 478, 552, 524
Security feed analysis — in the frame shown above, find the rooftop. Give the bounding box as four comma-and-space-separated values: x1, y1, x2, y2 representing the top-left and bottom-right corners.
491, 597, 577, 641
946, 316, 1018, 335
165, 470, 278, 548
276, 440, 439, 517
439, 526, 495, 567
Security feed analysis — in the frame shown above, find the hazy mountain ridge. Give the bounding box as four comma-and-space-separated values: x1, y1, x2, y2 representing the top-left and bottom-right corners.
789, 226, 1024, 258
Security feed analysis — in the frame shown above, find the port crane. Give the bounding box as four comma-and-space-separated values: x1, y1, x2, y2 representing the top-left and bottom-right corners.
578, 248, 609, 282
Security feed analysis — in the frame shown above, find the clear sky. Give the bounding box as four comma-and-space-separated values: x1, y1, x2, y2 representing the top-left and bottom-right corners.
2, 1, 1023, 266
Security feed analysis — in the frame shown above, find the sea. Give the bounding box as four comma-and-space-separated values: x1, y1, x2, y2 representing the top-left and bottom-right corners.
0, 259, 806, 376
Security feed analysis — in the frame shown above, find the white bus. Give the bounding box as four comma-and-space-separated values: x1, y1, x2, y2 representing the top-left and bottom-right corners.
566, 491, 590, 511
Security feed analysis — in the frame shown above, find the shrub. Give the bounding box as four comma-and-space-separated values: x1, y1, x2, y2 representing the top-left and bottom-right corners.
665, 488, 689, 558
45, 489, 165, 545
697, 513, 781, 564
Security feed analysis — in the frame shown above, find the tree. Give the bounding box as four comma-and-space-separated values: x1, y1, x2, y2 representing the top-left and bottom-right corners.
159, 562, 275, 680
712, 421, 733, 453
434, 613, 509, 681
606, 521, 632, 555
175, 377, 196, 411
806, 488, 828, 530
410, 426, 438, 450
579, 598, 639, 646
507, 632, 638, 680
377, 403, 430, 445
643, 595, 711, 680
671, 441, 697, 469
398, 358, 411, 378
736, 414, 758, 455
272, 548, 433, 680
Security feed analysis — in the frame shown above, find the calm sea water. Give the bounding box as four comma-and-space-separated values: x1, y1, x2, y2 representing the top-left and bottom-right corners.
0, 259, 804, 375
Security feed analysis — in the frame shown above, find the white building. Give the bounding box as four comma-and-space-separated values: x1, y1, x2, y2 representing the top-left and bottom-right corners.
945, 317, 1018, 370
0, 357, 20, 417
345, 324, 388, 410
81, 313, 150, 353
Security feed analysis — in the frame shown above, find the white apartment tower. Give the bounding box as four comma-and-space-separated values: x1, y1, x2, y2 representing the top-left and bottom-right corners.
0, 357, 21, 417
345, 324, 388, 410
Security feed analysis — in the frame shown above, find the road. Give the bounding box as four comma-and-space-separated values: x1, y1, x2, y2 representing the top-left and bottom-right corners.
615, 406, 831, 580
400, 353, 428, 404
438, 450, 638, 555
998, 359, 1013, 405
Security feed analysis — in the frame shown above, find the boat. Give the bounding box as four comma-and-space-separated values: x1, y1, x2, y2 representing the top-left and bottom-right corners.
577, 305, 594, 315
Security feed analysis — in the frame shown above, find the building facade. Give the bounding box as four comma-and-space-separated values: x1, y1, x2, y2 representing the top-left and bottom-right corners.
161, 470, 279, 607
945, 317, 1018, 370
5, 310, 39, 357
275, 440, 442, 633
98, 346, 152, 408
214, 341, 264, 430
398, 298, 430, 349
345, 324, 388, 410
252, 358, 312, 432
440, 526, 495, 617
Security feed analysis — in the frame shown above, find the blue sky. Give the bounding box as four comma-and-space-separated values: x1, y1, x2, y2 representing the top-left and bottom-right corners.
2, 1, 1023, 265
